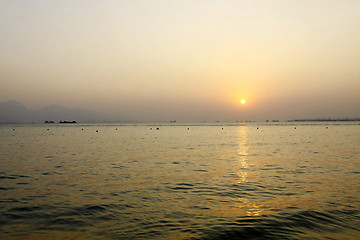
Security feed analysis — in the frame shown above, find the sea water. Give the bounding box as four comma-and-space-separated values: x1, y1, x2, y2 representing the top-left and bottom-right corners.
0, 122, 359, 239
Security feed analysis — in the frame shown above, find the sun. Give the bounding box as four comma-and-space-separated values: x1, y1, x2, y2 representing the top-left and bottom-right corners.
241, 99, 246, 104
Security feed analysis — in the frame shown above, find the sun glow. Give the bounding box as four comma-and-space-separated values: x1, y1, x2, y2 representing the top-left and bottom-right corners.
241, 99, 246, 104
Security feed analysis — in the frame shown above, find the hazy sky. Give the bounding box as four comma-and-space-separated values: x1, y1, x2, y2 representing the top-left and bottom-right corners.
1, 0, 359, 121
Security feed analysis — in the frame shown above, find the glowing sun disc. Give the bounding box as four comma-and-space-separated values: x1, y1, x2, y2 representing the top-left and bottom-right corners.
241, 99, 246, 104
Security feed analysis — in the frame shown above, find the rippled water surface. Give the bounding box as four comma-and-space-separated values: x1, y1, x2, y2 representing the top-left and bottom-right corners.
0, 122, 359, 239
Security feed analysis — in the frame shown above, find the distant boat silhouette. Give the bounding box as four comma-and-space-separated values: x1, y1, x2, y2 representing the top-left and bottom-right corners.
59, 121, 77, 124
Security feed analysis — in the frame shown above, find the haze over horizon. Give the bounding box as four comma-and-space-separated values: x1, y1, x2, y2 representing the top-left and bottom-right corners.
1, 1, 360, 122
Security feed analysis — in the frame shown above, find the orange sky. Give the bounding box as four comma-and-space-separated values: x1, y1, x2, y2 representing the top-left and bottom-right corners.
1, 0, 359, 121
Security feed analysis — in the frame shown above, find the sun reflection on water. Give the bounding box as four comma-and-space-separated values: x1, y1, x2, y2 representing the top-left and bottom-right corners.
236, 126, 264, 217
237, 126, 249, 184
237, 198, 263, 217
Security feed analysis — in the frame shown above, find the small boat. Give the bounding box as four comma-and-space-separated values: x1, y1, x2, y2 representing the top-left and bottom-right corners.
59, 121, 77, 124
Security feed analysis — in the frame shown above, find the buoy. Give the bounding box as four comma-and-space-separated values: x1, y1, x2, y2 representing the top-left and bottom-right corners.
96, 130, 98, 132
257, 127, 259, 129
156, 127, 159, 130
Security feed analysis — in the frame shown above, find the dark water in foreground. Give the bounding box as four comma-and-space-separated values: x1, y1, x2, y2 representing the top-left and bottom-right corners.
0, 122, 359, 239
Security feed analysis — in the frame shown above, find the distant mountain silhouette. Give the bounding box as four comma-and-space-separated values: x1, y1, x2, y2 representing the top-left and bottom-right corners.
0, 100, 113, 123
0, 100, 33, 123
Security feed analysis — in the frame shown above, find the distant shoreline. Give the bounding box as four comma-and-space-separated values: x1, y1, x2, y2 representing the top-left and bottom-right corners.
1, 119, 360, 125
289, 118, 360, 122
